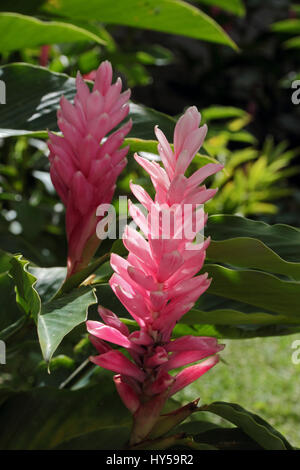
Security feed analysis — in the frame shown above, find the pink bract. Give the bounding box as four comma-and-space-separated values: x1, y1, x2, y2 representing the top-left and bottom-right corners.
48, 61, 132, 277
87, 106, 224, 445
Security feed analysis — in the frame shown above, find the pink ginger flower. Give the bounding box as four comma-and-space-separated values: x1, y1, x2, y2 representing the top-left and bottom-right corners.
86, 106, 224, 445
48, 61, 132, 277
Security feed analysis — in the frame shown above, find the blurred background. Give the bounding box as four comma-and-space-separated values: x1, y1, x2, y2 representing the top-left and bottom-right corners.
1, 0, 300, 446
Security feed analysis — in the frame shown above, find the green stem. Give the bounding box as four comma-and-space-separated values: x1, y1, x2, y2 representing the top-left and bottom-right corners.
53, 253, 110, 299
59, 358, 94, 389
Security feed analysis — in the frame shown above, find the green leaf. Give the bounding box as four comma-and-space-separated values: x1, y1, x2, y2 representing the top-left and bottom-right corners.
205, 264, 300, 318
271, 18, 300, 48
174, 318, 300, 340
272, 19, 300, 34
0, 12, 105, 53
0, 63, 77, 138
0, 250, 31, 338
194, 0, 245, 17
201, 402, 293, 450
181, 307, 292, 326
42, 0, 237, 49
207, 215, 300, 263
207, 238, 300, 281
37, 286, 97, 363
175, 421, 264, 450
202, 106, 247, 121
29, 266, 67, 302
284, 36, 300, 49
8, 254, 41, 323
0, 381, 131, 450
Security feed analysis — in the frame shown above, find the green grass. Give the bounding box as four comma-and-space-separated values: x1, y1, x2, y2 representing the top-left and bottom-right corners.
176, 333, 300, 448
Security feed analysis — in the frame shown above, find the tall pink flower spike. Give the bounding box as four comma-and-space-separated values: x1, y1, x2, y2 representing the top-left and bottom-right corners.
86, 106, 224, 445
48, 61, 132, 278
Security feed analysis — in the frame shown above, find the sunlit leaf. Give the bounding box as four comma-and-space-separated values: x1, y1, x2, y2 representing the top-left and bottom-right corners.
0, 12, 105, 53
38, 286, 97, 363
42, 0, 237, 49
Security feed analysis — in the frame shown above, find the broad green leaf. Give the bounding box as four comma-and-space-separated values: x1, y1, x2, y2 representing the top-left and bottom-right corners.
190, 428, 262, 450
175, 419, 221, 436
42, 0, 237, 49
204, 264, 300, 318
173, 320, 300, 340
175, 287, 300, 338
207, 238, 300, 281
194, 0, 245, 17
207, 215, 300, 262
175, 421, 263, 450
201, 402, 293, 450
0, 12, 105, 53
0, 63, 77, 138
0, 63, 187, 143
29, 266, 67, 302
0, 250, 30, 337
38, 286, 97, 363
0, 380, 131, 450
181, 307, 292, 326
8, 254, 41, 323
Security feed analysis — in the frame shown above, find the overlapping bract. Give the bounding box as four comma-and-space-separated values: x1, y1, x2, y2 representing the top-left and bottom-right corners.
48, 61, 132, 277
87, 106, 224, 444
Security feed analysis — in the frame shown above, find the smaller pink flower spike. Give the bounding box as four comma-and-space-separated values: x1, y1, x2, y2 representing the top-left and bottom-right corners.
87, 106, 224, 445
48, 61, 132, 278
